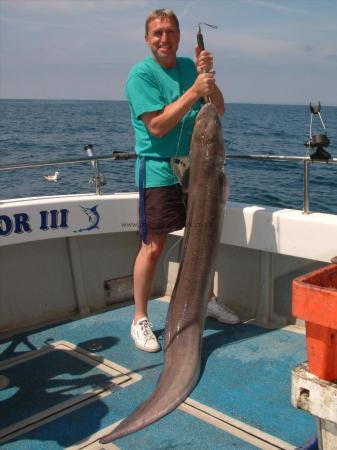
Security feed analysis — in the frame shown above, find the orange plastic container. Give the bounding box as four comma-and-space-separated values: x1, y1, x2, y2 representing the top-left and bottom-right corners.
292, 264, 337, 382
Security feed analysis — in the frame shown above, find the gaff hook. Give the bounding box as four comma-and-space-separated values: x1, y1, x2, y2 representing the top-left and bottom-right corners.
197, 23, 218, 51
196, 23, 218, 103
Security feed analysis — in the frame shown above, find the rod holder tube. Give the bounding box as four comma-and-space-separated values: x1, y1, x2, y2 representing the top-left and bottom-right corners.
85, 145, 96, 171
94, 160, 101, 195
303, 160, 310, 214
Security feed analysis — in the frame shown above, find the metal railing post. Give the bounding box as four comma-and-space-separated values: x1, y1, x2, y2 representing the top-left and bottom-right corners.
303, 160, 310, 214
94, 159, 101, 195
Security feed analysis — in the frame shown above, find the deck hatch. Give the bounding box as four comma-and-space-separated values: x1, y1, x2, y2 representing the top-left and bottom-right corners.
0, 340, 141, 444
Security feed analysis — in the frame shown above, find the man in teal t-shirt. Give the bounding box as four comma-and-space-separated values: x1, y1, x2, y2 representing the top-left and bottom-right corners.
126, 55, 203, 188
125, 9, 238, 353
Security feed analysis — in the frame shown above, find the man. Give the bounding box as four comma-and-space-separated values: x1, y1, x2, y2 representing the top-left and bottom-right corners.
126, 9, 240, 353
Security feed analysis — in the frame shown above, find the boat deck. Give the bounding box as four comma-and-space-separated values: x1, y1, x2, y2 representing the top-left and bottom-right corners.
0, 299, 315, 449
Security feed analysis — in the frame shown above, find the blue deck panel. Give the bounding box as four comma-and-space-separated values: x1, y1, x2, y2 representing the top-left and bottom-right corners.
0, 403, 258, 450
198, 322, 314, 445
0, 349, 117, 430
0, 300, 315, 449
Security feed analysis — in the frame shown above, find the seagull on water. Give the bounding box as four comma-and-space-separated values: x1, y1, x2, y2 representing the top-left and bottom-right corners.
43, 171, 60, 182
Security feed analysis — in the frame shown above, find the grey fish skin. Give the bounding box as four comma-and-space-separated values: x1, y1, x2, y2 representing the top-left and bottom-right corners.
99, 103, 227, 444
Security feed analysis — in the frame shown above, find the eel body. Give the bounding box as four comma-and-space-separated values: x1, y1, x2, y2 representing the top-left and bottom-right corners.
100, 102, 227, 443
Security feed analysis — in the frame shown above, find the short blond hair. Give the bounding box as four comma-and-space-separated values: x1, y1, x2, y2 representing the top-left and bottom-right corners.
145, 9, 180, 36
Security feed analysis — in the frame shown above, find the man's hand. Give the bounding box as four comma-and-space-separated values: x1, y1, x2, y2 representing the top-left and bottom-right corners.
192, 72, 216, 98
194, 46, 225, 116
195, 46, 213, 74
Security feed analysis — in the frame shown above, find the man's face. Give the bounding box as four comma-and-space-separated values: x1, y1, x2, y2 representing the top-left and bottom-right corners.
145, 18, 180, 68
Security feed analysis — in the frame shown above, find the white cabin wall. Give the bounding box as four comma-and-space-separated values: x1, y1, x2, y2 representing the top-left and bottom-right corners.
0, 238, 77, 333
0, 231, 168, 336
1, 195, 336, 335
164, 240, 324, 327
69, 231, 166, 312
216, 244, 261, 321
69, 232, 138, 312
271, 254, 324, 324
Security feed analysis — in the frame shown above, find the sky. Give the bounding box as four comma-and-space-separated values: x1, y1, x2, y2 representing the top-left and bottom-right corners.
0, 0, 336, 105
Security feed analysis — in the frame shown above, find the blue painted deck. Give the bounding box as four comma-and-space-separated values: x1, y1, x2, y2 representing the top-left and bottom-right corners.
0, 299, 315, 449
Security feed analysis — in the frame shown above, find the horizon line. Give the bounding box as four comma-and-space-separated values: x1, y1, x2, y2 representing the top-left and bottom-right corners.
1, 98, 336, 107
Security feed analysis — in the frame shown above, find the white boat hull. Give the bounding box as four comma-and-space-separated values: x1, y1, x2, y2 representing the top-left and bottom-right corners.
1, 193, 336, 335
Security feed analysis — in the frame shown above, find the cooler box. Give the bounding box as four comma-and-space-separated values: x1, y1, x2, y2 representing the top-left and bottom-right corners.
292, 264, 337, 382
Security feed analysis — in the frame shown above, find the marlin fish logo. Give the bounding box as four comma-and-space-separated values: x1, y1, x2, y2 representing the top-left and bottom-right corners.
74, 204, 100, 233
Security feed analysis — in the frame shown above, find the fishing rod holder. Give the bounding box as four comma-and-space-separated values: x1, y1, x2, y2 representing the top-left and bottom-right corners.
84, 144, 106, 194
305, 102, 331, 161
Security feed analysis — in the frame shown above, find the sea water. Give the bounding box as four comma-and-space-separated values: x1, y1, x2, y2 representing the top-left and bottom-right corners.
0, 99, 336, 214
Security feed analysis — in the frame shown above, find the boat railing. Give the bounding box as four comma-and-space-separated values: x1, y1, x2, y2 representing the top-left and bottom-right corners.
1, 151, 336, 214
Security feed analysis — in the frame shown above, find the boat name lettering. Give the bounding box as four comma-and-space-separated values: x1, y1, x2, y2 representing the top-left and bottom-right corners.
0, 209, 69, 237
40, 209, 69, 231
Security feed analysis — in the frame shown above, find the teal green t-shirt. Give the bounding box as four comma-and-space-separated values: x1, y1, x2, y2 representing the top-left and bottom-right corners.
125, 55, 203, 188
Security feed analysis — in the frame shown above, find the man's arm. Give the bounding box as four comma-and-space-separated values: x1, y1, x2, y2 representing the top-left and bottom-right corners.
141, 72, 216, 138
141, 48, 225, 138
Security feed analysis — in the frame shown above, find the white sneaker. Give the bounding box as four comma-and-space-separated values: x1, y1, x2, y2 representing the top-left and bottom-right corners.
131, 317, 161, 352
207, 297, 241, 324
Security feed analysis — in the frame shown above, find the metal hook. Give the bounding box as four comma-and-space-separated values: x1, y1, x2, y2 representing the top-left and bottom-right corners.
196, 22, 218, 104
197, 22, 218, 33
196, 23, 218, 52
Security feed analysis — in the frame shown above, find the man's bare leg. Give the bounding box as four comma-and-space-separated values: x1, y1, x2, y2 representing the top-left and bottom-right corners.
208, 270, 216, 301
133, 233, 167, 322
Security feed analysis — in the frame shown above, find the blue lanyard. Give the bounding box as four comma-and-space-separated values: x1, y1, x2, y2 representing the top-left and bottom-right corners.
139, 156, 148, 244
